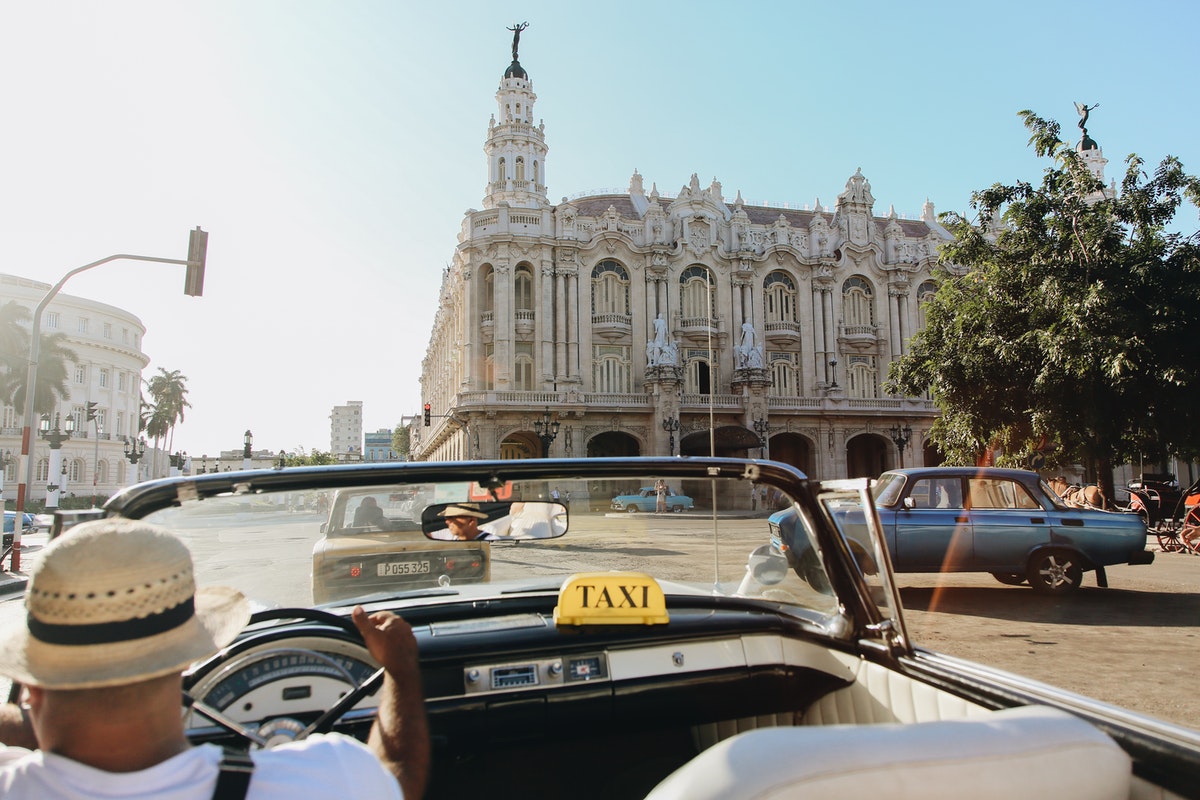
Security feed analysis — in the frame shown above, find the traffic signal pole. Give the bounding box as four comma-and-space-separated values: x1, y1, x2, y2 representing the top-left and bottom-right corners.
9, 229, 207, 571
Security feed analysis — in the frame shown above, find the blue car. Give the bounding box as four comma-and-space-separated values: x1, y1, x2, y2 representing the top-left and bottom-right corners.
3, 510, 34, 534
610, 486, 694, 513
770, 467, 1153, 594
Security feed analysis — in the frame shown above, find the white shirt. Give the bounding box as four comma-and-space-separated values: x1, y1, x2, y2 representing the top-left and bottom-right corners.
0, 733, 401, 800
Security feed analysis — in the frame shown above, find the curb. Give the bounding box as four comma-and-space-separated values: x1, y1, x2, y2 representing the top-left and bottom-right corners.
0, 573, 27, 597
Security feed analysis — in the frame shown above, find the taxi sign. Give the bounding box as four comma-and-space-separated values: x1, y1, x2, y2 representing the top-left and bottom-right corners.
554, 572, 669, 627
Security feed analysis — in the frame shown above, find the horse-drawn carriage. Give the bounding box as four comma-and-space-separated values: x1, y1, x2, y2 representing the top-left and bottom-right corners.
1126, 473, 1200, 553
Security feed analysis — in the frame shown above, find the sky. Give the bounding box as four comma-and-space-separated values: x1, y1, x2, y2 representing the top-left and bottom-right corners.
0, 0, 1196, 458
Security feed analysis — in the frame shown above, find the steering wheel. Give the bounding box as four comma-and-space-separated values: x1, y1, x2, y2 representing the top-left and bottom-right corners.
185, 607, 385, 748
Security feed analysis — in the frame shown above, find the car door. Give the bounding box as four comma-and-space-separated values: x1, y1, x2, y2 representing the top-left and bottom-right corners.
967, 476, 1050, 570
892, 476, 972, 570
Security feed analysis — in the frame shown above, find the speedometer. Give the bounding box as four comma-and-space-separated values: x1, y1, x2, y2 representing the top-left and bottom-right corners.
186, 637, 378, 727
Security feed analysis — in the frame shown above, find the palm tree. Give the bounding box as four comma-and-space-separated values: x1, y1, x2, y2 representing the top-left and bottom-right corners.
0, 300, 77, 417
145, 369, 190, 476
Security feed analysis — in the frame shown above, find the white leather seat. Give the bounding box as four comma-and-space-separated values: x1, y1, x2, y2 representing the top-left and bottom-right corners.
647, 705, 1130, 800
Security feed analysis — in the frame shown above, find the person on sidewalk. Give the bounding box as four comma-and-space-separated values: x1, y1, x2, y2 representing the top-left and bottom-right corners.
0, 518, 430, 799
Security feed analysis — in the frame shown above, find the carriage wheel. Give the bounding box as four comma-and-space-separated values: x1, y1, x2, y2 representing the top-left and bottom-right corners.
1181, 508, 1200, 554
1157, 527, 1185, 553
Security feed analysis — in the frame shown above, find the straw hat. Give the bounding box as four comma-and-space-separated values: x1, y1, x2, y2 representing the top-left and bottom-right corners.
437, 503, 488, 520
0, 518, 250, 690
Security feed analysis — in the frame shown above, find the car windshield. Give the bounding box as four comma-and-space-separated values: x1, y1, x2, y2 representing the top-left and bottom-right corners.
129, 462, 866, 635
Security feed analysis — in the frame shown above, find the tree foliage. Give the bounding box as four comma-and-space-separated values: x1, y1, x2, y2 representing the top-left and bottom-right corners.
393, 425, 410, 456
0, 301, 78, 417
887, 111, 1200, 494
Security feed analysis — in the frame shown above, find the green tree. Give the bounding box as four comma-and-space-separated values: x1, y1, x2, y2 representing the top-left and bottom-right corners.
282, 448, 338, 466
887, 110, 1200, 499
0, 301, 78, 417
393, 425, 410, 457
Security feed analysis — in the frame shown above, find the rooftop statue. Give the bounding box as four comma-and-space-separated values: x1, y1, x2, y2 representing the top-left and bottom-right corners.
507, 21, 528, 62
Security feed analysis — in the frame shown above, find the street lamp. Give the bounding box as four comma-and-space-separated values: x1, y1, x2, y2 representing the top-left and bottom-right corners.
829, 358, 839, 389
889, 421, 914, 469
277, 450, 288, 469
11, 229, 209, 570
752, 417, 770, 458
242, 430, 253, 470
123, 437, 147, 487
662, 416, 680, 456
532, 408, 559, 458
39, 413, 75, 510
199, 454, 208, 474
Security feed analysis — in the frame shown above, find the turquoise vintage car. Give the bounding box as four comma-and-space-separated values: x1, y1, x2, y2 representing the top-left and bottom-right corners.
610, 485, 694, 513
770, 466, 1153, 594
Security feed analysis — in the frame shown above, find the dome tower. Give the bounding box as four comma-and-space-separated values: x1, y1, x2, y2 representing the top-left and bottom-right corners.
483, 22, 548, 210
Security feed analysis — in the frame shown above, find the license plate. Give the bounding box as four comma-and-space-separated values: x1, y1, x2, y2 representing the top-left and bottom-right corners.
377, 560, 432, 577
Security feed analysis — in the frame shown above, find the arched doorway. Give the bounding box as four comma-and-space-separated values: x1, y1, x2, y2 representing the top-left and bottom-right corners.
768, 432, 813, 478
921, 438, 943, 467
679, 425, 761, 458
846, 433, 888, 478
585, 432, 641, 511
499, 432, 539, 460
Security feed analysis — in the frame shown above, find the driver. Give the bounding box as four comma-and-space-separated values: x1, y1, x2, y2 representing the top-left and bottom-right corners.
0, 518, 430, 799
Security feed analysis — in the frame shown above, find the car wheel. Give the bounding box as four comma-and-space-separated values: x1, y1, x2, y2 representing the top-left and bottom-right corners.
991, 572, 1027, 586
626, 505, 639, 513
671, 505, 684, 513
1025, 551, 1083, 594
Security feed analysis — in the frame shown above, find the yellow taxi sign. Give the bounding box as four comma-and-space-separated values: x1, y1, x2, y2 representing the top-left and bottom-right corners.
554, 572, 669, 626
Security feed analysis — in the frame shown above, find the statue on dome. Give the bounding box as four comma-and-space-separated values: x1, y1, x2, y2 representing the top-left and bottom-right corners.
1074, 101, 1099, 135
507, 21, 528, 61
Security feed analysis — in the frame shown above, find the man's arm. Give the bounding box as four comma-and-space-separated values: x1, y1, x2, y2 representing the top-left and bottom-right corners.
352, 607, 430, 800
0, 701, 37, 750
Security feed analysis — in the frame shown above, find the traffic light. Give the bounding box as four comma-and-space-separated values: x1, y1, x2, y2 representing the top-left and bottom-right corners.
184, 226, 208, 297
85, 402, 98, 422
423, 403, 431, 426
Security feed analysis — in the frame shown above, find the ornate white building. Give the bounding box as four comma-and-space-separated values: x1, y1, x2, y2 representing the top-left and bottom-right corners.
413, 38, 954, 479
1, 273, 151, 502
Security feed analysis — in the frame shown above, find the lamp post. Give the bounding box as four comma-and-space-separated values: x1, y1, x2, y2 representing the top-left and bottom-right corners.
828, 358, 839, 389
10, 229, 209, 570
532, 408, 559, 458
40, 413, 75, 511
888, 421, 913, 469
242, 430, 253, 470
277, 450, 288, 469
662, 416, 680, 456
752, 417, 770, 459
123, 437, 147, 487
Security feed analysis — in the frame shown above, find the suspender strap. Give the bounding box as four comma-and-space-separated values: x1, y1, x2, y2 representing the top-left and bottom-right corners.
212, 747, 255, 800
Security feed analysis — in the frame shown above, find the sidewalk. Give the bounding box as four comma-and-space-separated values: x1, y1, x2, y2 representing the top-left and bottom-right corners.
0, 532, 50, 598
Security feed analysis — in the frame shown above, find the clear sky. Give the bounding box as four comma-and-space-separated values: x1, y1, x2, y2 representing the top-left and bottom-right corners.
0, 0, 1196, 458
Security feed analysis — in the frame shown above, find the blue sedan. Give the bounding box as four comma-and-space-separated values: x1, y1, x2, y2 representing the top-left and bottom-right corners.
770, 467, 1153, 594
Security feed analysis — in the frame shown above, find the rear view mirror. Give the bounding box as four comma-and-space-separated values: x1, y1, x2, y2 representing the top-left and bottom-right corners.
421, 501, 568, 541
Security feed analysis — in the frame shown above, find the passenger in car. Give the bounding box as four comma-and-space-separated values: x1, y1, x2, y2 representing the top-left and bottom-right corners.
429, 503, 498, 541
0, 518, 430, 800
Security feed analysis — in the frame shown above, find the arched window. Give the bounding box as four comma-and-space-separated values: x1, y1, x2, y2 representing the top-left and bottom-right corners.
591, 260, 629, 316
482, 266, 495, 314
916, 279, 937, 331
497, 157, 506, 184
514, 265, 534, 311
842, 276, 875, 328
96, 459, 108, 484
515, 157, 526, 182
680, 266, 715, 319
36, 458, 48, 482
764, 271, 797, 323
483, 344, 495, 390
533, 160, 539, 185
69, 458, 83, 483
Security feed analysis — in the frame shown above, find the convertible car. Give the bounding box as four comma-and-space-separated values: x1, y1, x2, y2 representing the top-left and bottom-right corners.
35, 458, 1199, 798
771, 466, 1154, 594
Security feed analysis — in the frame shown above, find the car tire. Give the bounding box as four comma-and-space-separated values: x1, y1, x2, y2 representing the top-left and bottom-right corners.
627, 505, 639, 513
991, 572, 1027, 586
672, 505, 684, 513
1025, 550, 1083, 594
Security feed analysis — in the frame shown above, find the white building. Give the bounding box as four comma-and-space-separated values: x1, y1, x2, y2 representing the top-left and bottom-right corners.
329, 400, 363, 460
1, 273, 150, 502
411, 37, 959, 480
